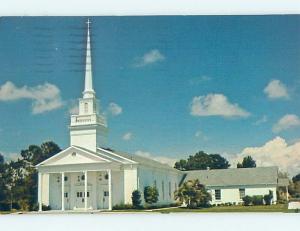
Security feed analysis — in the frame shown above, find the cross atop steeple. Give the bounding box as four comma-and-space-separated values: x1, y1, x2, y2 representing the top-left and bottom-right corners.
83, 18, 95, 98
69, 19, 108, 151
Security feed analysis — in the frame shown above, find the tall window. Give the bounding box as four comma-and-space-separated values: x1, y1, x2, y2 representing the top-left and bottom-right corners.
215, 189, 221, 200
162, 181, 165, 199
169, 181, 171, 198
154, 180, 157, 188
239, 188, 245, 199
84, 102, 88, 113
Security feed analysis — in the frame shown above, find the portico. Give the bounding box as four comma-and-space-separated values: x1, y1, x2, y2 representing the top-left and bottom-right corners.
38, 169, 112, 211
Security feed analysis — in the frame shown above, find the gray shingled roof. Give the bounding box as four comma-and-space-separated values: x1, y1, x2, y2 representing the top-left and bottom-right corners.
185, 167, 279, 187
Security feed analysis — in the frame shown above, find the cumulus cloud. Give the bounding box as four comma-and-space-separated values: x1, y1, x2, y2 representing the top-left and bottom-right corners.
122, 132, 132, 141
0, 81, 63, 114
264, 79, 289, 99
134, 49, 165, 67
272, 114, 300, 133
108, 102, 122, 116
135, 150, 177, 167
232, 137, 300, 176
253, 115, 268, 125
190, 94, 250, 118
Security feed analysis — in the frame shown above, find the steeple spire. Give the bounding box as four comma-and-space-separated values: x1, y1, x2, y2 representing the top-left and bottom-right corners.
83, 18, 95, 98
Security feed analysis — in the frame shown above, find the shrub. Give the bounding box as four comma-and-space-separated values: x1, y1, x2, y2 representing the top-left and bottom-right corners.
144, 186, 159, 204
113, 204, 133, 210
264, 191, 273, 205
42, 204, 51, 211
0, 202, 10, 211
131, 190, 142, 209
252, 195, 264, 205
19, 199, 30, 211
242, 196, 252, 206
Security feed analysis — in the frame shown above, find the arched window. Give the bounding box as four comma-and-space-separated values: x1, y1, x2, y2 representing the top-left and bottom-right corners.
84, 103, 88, 113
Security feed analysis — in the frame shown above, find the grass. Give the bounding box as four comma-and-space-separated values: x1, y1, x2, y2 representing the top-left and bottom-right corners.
1, 204, 297, 214
154, 204, 292, 213
111, 204, 294, 213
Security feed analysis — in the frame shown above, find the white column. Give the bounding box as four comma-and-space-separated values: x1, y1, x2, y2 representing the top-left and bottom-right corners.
61, 172, 65, 211
108, 169, 112, 210
84, 171, 88, 210
286, 186, 289, 202
38, 172, 42, 212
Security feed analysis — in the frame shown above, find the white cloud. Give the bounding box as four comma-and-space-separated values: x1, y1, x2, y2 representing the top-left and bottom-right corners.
190, 94, 250, 118
0, 151, 19, 162
122, 132, 132, 141
253, 115, 268, 125
135, 150, 177, 167
189, 76, 212, 85
108, 102, 122, 116
272, 114, 300, 133
134, 49, 165, 67
264, 79, 289, 99
0, 81, 63, 114
194, 130, 208, 141
232, 137, 300, 176
68, 104, 79, 115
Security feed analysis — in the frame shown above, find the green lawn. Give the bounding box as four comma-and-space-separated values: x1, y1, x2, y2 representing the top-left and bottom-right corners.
112, 204, 294, 213
154, 204, 292, 213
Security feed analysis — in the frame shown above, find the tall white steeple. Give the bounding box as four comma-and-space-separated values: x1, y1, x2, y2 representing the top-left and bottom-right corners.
69, 19, 107, 152
83, 19, 95, 99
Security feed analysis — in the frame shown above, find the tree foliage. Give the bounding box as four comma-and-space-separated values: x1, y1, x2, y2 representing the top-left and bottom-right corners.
237, 156, 256, 168
174, 179, 211, 208
174, 151, 230, 171
131, 190, 142, 208
0, 141, 61, 211
288, 173, 300, 199
292, 173, 300, 183
144, 186, 159, 204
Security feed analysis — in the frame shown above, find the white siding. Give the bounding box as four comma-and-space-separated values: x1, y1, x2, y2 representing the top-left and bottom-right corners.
209, 185, 277, 205
123, 167, 138, 204
137, 165, 182, 205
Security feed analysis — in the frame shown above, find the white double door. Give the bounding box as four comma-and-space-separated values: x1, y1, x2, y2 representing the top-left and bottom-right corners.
75, 187, 92, 209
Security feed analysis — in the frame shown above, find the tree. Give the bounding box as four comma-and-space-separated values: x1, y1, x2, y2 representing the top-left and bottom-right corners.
174, 151, 230, 171
144, 186, 159, 204
0, 153, 6, 202
131, 190, 142, 208
174, 179, 211, 208
0, 153, 4, 165
0, 141, 61, 211
292, 173, 300, 183
242, 196, 252, 206
237, 156, 256, 168
174, 160, 187, 171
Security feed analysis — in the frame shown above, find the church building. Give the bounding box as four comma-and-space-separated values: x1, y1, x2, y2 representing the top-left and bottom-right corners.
36, 20, 287, 211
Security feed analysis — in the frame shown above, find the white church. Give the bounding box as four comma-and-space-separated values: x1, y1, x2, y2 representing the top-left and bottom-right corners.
36, 20, 287, 211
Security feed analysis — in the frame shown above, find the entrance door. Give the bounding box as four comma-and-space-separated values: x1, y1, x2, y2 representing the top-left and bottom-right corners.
75, 191, 91, 209
99, 189, 109, 209
64, 191, 70, 210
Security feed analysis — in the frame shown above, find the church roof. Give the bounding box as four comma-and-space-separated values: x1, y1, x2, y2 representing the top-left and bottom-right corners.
184, 166, 279, 187
98, 147, 181, 173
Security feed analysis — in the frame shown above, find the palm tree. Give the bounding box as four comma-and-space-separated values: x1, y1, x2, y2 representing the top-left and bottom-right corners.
174, 179, 211, 208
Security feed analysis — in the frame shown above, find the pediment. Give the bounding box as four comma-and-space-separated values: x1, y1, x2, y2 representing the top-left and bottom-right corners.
37, 146, 111, 166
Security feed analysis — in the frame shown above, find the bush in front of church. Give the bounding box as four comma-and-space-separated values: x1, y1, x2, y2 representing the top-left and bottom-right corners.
131, 190, 142, 209
144, 186, 159, 204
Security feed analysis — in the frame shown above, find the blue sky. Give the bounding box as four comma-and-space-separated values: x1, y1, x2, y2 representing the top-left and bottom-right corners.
0, 16, 300, 172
